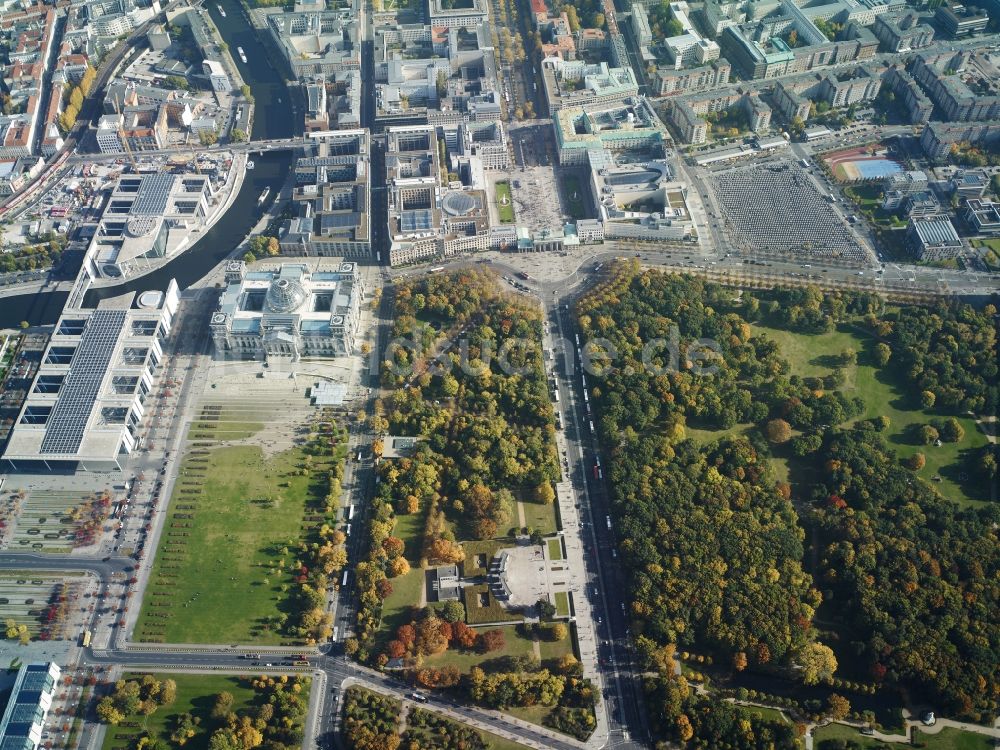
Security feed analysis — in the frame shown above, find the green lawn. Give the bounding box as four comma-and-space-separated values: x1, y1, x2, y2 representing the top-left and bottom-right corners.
753, 321, 989, 507
812, 723, 994, 750
100, 674, 257, 750
495, 181, 515, 224
378, 568, 424, 646
421, 625, 536, 672
560, 175, 587, 220
812, 722, 893, 748
914, 727, 996, 750
393, 511, 425, 565
546, 538, 563, 560
537, 632, 572, 663
553, 591, 570, 617
135, 443, 340, 644
521, 500, 558, 536
480, 729, 534, 750
188, 421, 264, 441
971, 237, 1000, 252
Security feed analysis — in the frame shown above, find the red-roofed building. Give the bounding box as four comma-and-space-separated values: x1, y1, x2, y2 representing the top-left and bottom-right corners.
0, 116, 35, 158
530, 0, 548, 24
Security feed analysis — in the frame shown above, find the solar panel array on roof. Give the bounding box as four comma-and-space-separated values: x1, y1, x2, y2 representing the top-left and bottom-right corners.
131, 173, 175, 216
914, 218, 959, 245
40, 310, 127, 454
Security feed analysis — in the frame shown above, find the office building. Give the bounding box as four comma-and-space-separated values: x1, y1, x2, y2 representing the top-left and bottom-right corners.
553, 98, 668, 164
0, 663, 61, 750
962, 198, 1000, 235
1, 285, 178, 473
280, 130, 371, 259
653, 60, 731, 96
265, 9, 360, 78
85, 172, 215, 279
426, 0, 489, 28
202, 59, 231, 93
911, 53, 1000, 122
541, 59, 639, 112
934, 4, 988, 36
907, 215, 962, 259
872, 11, 934, 51
920, 120, 1000, 159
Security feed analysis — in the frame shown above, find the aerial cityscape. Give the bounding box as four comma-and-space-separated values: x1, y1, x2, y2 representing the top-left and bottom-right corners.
0, 0, 997, 744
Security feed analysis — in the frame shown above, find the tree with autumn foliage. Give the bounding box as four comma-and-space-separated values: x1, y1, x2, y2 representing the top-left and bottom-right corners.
478, 629, 506, 653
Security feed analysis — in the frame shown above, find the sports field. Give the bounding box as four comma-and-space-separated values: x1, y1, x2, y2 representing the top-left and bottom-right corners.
823, 144, 903, 183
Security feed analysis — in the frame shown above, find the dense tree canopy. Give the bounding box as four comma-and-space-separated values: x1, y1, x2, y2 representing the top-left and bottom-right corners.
811, 428, 1000, 719
578, 267, 825, 665
883, 302, 998, 414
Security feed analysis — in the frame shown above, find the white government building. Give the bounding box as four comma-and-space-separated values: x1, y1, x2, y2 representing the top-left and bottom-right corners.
210, 260, 362, 361
1, 283, 178, 473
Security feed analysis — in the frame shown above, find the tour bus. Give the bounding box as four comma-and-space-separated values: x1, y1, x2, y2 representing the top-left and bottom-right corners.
347, 504, 356, 521
341, 571, 349, 587
553, 390, 559, 402
428, 266, 445, 274
356, 450, 362, 462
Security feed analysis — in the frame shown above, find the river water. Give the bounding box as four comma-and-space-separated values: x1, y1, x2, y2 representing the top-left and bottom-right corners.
0, 0, 293, 328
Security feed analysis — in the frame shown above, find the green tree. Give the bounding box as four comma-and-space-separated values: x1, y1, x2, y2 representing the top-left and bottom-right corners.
534, 482, 555, 504
96, 697, 124, 725
873, 342, 891, 367
765, 418, 792, 444
826, 693, 851, 720
797, 642, 838, 685
211, 691, 234, 720
938, 417, 964, 442
918, 424, 939, 445
439, 600, 465, 623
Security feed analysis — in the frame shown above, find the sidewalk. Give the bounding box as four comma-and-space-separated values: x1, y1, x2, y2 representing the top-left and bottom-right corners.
541, 321, 610, 750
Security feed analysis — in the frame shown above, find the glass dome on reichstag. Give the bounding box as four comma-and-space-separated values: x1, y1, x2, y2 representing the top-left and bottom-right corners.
265, 277, 308, 313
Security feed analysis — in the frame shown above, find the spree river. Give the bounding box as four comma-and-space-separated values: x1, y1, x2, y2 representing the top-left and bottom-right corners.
0, 0, 293, 328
